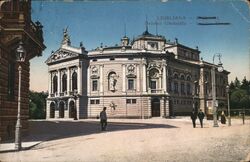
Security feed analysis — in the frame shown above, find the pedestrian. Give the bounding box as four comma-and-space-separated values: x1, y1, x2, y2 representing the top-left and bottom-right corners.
197, 109, 205, 128
190, 110, 197, 128
221, 111, 226, 124
100, 107, 107, 131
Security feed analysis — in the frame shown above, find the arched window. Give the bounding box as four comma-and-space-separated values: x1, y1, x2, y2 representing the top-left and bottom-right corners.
174, 73, 178, 79
72, 72, 77, 91
62, 74, 67, 92
180, 75, 185, 80
53, 75, 58, 94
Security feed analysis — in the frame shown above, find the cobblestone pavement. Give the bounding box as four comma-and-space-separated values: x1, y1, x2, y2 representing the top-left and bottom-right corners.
0, 117, 249, 162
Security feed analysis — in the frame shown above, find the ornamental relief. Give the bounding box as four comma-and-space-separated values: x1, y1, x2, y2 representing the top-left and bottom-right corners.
91, 66, 98, 74
48, 49, 78, 63
127, 64, 135, 74
147, 62, 162, 71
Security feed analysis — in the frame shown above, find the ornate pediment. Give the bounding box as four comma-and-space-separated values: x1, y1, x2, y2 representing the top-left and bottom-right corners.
45, 48, 79, 64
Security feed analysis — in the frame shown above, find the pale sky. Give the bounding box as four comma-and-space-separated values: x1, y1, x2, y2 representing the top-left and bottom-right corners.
30, 0, 250, 92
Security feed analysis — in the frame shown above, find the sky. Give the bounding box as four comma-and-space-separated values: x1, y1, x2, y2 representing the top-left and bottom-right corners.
30, 0, 250, 92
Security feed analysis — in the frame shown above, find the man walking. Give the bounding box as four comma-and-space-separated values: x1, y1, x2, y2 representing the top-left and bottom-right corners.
100, 107, 107, 131
197, 109, 205, 128
190, 110, 197, 128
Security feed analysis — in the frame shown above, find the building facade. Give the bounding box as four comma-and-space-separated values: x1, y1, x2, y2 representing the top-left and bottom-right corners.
46, 28, 229, 119
0, 1, 45, 140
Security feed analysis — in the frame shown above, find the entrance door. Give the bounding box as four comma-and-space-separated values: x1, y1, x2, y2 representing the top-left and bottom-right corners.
169, 100, 174, 117
69, 101, 75, 118
151, 98, 160, 117
59, 102, 65, 118
50, 102, 55, 118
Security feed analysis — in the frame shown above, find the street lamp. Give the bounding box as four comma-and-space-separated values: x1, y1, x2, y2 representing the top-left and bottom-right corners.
72, 92, 78, 120
211, 53, 224, 127
15, 41, 26, 151
192, 81, 198, 113
226, 85, 231, 126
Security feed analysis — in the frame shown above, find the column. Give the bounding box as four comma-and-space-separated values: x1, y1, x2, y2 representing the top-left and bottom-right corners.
122, 64, 126, 92
80, 62, 83, 95
87, 66, 90, 95
142, 63, 147, 92
67, 68, 70, 95
78, 63, 82, 95
136, 65, 140, 92
100, 65, 103, 94
159, 75, 162, 91
162, 65, 167, 93
58, 70, 61, 95
48, 72, 51, 96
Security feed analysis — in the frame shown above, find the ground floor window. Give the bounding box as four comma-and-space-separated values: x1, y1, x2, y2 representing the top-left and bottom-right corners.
126, 99, 136, 104
90, 99, 100, 104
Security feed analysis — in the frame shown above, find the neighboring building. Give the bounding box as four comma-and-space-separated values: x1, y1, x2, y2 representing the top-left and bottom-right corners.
0, 1, 45, 140
45, 29, 89, 119
46, 28, 229, 119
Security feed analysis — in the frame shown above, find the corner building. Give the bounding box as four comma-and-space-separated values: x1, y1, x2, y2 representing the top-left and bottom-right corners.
46, 29, 229, 119
0, 1, 45, 140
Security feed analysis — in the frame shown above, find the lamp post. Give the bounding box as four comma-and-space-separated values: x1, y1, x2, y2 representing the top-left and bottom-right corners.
73, 92, 78, 120
226, 85, 231, 126
15, 41, 26, 151
211, 53, 224, 127
192, 81, 198, 113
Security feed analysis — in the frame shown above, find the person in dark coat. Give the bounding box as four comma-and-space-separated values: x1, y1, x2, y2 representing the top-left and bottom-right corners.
197, 109, 205, 128
190, 110, 197, 128
221, 111, 226, 124
100, 107, 107, 131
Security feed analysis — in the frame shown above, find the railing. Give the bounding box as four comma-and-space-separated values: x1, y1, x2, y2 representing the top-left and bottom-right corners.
149, 89, 164, 94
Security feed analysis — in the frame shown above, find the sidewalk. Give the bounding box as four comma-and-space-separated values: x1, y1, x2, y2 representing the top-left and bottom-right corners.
0, 134, 56, 153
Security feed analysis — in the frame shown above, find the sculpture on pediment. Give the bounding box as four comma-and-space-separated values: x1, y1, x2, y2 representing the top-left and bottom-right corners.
62, 27, 71, 46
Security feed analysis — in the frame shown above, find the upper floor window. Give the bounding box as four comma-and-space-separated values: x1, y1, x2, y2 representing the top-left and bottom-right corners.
174, 82, 178, 94
92, 80, 98, 91
181, 83, 185, 94
186, 83, 191, 95
52, 75, 58, 94
62, 74, 67, 92
128, 79, 134, 90
72, 72, 77, 91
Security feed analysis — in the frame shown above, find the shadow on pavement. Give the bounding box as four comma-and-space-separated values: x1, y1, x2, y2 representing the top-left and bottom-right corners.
2, 120, 177, 144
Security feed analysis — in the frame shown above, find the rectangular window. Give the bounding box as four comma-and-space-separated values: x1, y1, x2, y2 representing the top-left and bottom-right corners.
132, 99, 136, 104
128, 79, 134, 90
90, 100, 95, 104
90, 99, 100, 104
8, 62, 15, 100
150, 80, 157, 89
126, 99, 131, 104
92, 80, 98, 91
126, 99, 136, 104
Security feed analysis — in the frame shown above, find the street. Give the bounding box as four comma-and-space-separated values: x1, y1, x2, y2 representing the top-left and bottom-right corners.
0, 118, 249, 162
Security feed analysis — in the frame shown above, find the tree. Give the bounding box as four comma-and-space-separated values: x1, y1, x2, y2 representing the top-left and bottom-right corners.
29, 91, 48, 119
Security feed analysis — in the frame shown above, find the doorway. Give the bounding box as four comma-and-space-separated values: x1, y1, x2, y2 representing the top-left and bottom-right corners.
151, 98, 160, 117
